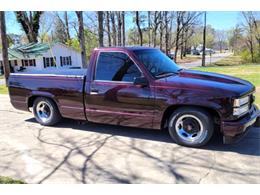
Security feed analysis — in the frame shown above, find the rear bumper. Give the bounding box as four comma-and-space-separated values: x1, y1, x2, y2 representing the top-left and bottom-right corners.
222, 105, 260, 144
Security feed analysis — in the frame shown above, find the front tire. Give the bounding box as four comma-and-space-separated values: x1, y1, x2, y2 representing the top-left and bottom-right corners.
33, 97, 61, 126
168, 107, 214, 147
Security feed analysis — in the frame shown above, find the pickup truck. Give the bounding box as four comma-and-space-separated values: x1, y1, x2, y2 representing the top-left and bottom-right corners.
8, 47, 260, 147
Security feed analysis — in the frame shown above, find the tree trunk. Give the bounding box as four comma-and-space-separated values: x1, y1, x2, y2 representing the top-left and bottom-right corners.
174, 12, 181, 62
0, 12, 10, 85
75, 11, 87, 68
159, 12, 163, 50
135, 11, 143, 46
97, 11, 104, 47
117, 12, 122, 46
64, 11, 70, 41
106, 12, 111, 46
164, 11, 169, 55
122, 11, 126, 46
180, 29, 184, 59
110, 12, 117, 46
183, 30, 188, 57
148, 11, 151, 47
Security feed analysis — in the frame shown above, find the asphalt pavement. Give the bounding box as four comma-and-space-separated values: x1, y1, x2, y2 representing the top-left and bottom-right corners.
0, 94, 259, 184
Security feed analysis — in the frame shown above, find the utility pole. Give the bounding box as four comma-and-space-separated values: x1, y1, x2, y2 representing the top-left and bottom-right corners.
0, 11, 10, 86
202, 11, 206, 67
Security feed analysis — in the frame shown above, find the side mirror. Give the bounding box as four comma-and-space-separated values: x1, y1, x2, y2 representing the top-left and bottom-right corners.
133, 76, 149, 87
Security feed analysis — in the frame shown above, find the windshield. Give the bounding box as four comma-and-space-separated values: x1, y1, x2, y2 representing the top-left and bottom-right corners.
133, 49, 181, 78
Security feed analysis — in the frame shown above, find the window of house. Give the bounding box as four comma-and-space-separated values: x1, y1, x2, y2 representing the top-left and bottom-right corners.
46, 58, 50, 67
14, 60, 18, 66
60, 56, 72, 66
29, 59, 33, 66
43, 57, 56, 68
24, 60, 28, 66
95, 52, 141, 82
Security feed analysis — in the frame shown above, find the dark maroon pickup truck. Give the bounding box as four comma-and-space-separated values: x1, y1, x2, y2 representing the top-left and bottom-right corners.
8, 47, 260, 147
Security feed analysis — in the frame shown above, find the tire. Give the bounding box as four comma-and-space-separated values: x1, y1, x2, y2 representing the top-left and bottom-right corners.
33, 97, 62, 126
168, 107, 214, 147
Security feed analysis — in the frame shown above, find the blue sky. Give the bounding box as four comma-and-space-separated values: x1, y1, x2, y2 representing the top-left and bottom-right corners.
5, 11, 241, 35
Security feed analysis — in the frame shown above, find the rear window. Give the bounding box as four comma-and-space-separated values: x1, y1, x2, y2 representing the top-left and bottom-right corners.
95, 52, 141, 82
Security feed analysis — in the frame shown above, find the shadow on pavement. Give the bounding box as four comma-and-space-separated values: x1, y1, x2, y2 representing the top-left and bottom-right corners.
26, 117, 260, 157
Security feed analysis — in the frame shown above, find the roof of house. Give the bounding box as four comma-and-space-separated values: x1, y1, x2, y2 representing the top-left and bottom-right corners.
7, 42, 53, 60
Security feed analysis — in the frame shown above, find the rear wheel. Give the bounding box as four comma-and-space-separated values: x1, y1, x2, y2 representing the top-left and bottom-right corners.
33, 97, 61, 126
168, 107, 214, 147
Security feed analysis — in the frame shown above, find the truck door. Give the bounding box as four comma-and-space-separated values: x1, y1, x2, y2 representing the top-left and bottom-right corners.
85, 51, 154, 129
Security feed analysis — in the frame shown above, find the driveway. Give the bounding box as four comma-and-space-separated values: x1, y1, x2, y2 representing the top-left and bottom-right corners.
0, 94, 259, 184
179, 52, 232, 69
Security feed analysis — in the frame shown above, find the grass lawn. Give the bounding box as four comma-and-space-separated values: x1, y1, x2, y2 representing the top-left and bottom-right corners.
193, 64, 260, 107
0, 176, 25, 184
178, 54, 201, 64
0, 75, 3, 79
0, 85, 8, 94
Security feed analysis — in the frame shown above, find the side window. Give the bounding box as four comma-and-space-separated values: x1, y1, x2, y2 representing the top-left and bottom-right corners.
95, 52, 141, 82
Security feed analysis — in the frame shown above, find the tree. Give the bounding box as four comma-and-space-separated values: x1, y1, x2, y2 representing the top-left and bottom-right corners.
164, 11, 170, 55
64, 11, 70, 41
110, 12, 117, 46
215, 30, 227, 53
148, 11, 151, 46
15, 11, 43, 42
75, 11, 87, 68
135, 11, 143, 46
97, 11, 104, 47
117, 12, 122, 46
122, 11, 126, 46
53, 16, 67, 43
105, 11, 111, 46
242, 11, 256, 62
0, 11, 10, 84
228, 25, 243, 54
152, 11, 161, 47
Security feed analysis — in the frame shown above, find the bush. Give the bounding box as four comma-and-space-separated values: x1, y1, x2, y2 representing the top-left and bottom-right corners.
240, 48, 260, 63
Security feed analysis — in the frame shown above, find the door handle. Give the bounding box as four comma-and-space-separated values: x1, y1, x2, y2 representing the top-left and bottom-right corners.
90, 88, 99, 95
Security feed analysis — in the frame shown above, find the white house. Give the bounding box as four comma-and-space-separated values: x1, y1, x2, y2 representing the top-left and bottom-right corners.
0, 42, 83, 73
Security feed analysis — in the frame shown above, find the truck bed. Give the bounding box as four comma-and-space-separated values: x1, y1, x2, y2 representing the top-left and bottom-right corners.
8, 69, 87, 120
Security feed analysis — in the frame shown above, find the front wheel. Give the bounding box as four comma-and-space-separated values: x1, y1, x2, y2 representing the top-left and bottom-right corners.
33, 97, 61, 126
168, 107, 214, 147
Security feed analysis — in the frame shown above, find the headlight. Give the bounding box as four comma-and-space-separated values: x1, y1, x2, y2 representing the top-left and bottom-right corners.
233, 104, 249, 116
233, 96, 249, 107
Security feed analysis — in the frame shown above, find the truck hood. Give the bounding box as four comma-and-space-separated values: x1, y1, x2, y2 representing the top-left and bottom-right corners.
157, 69, 255, 97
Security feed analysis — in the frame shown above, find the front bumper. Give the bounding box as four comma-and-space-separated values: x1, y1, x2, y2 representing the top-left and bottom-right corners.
222, 104, 260, 144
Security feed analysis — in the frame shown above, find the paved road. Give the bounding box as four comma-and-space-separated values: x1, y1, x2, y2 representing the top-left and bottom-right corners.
179, 52, 232, 69
0, 94, 259, 184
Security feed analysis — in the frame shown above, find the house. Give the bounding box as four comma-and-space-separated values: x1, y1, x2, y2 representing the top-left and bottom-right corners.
0, 42, 82, 73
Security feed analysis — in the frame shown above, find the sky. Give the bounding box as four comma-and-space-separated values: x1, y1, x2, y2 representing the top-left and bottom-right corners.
5, 11, 241, 36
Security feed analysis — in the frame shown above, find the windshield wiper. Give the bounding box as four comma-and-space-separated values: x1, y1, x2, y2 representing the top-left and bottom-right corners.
155, 72, 176, 78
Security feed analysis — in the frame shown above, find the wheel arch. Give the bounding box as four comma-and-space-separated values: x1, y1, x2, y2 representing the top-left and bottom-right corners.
161, 104, 221, 130
27, 94, 59, 110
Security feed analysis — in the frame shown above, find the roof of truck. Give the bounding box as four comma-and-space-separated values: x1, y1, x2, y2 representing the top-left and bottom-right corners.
94, 46, 158, 51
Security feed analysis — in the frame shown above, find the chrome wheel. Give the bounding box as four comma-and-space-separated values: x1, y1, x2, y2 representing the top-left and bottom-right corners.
36, 101, 53, 122
174, 114, 207, 144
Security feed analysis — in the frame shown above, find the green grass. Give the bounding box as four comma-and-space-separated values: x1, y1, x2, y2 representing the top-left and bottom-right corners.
213, 55, 243, 66
0, 176, 25, 184
193, 64, 260, 107
0, 75, 3, 79
0, 85, 8, 94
